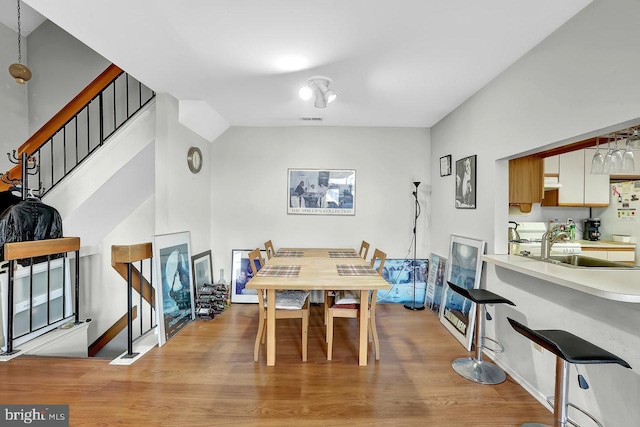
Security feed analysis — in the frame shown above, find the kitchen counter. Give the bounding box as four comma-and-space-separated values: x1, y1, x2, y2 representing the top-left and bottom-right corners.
483, 254, 640, 303
575, 239, 636, 249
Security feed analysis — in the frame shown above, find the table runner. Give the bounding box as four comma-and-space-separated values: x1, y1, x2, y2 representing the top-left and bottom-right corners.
336, 264, 379, 276
275, 250, 304, 257
329, 250, 359, 258
256, 265, 301, 277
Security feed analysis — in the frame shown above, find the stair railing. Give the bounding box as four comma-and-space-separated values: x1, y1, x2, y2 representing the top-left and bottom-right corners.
1, 237, 81, 355
105, 243, 155, 359
0, 64, 155, 197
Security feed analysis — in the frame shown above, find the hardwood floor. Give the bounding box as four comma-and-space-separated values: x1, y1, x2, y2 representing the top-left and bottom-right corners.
0, 304, 553, 426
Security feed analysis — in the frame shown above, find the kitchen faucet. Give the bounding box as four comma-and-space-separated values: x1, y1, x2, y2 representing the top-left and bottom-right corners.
540, 227, 570, 259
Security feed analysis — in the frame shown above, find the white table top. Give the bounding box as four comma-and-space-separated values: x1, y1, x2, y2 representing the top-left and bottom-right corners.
483, 254, 640, 303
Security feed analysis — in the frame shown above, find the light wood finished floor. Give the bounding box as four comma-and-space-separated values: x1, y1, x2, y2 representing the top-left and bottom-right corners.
0, 304, 553, 426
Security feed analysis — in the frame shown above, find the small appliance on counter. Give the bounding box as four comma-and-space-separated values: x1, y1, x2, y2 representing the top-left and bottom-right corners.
584, 218, 601, 241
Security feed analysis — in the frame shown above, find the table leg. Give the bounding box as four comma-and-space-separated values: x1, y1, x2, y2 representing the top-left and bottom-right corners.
267, 289, 276, 366
358, 289, 368, 366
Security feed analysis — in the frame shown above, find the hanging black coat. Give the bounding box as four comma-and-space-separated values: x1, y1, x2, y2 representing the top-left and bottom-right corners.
0, 198, 64, 265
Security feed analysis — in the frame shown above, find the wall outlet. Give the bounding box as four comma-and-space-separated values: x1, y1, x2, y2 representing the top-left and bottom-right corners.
532, 343, 544, 353
567, 217, 573, 224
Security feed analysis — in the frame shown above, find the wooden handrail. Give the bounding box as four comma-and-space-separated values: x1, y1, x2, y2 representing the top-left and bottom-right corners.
4, 236, 80, 261
0, 64, 123, 187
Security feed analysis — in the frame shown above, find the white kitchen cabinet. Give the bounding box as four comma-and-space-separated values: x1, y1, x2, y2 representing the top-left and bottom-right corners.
581, 243, 636, 264
556, 149, 609, 207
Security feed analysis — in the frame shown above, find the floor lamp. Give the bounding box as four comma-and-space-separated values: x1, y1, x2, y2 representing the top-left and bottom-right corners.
404, 181, 425, 311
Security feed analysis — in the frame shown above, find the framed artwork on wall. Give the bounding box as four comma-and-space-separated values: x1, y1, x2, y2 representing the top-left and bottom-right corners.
455, 155, 477, 209
287, 168, 355, 215
439, 235, 485, 350
440, 155, 452, 177
230, 249, 266, 303
153, 231, 195, 347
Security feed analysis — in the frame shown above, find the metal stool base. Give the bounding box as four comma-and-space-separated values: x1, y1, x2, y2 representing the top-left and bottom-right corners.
451, 357, 507, 385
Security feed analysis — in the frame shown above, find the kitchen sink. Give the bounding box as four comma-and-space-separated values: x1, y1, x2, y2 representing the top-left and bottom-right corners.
519, 254, 639, 269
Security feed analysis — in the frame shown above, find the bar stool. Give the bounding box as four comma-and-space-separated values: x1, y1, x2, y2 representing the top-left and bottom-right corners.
508, 317, 631, 427
446, 281, 515, 384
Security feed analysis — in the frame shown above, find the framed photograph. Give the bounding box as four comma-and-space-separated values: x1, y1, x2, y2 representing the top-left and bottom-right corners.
455, 155, 477, 209
424, 253, 447, 317
230, 249, 266, 303
191, 250, 214, 295
288, 168, 355, 215
152, 231, 195, 347
440, 155, 452, 177
439, 235, 486, 350
373, 258, 428, 304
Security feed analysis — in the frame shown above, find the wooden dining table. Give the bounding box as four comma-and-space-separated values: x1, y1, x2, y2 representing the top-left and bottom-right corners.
245, 247, 391, 366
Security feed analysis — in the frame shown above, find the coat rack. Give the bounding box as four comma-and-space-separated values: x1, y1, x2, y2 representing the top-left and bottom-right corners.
0, 151, 41, 200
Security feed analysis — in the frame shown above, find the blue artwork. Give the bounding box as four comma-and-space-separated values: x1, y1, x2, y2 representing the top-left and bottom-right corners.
374, 258, 429, 304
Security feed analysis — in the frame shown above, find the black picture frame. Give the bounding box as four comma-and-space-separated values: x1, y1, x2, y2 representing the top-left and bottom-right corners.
455, 155, 477, 209
440, 155, 452, 177
191, 250, 214, 295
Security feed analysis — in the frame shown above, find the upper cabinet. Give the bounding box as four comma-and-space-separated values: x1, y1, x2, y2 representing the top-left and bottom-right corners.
509, 156, 543, 213
542, 149, 609, 207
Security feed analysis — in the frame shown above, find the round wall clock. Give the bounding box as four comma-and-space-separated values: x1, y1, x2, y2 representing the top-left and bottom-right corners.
187, 146, 203, 173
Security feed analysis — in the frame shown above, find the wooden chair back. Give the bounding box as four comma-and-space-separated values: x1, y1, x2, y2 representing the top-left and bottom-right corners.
264, 240, 276, 260
359, 240, 370, 260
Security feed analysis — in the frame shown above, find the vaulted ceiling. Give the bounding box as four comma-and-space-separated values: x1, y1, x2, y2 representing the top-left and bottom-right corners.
5, 0, 591, 129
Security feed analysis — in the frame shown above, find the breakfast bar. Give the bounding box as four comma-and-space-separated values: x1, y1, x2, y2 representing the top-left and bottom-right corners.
483, 254, 640, 303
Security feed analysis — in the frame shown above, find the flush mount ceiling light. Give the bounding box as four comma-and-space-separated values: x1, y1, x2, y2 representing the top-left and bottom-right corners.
8, 0, 32, 84
299, 76, 337, 108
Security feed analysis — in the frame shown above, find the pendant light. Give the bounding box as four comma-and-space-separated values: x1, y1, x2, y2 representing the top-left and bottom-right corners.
8, 0, 32, 84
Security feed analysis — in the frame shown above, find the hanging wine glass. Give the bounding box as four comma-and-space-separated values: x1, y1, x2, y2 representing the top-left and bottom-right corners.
622, 135, 635, 173
602, 135, 614, 174
611, 133, 623, 174
590, 136, 604, 174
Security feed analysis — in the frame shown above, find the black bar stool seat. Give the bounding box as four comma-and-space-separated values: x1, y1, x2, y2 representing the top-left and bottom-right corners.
508, 317, 631, 427
447, 281, 515, 385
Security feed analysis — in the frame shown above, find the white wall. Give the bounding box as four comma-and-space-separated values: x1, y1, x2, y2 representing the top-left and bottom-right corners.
210, 126, 430, 282
0, 21, 29, 173
430, 0, 640, 424
25, 20, 110, 133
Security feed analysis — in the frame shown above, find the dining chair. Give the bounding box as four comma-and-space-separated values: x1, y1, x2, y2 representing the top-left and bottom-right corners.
324, 240, 371, 325
248, 248, 310, 362
326, 248, 386, 361
264, 240, 276, 260
359, 240, 370, 260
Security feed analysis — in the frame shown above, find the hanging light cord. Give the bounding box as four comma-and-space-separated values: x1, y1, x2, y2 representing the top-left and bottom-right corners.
16, 0, 23, 64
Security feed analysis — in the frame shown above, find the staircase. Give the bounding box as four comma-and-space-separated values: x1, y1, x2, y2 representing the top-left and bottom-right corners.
1, 65, 157, 361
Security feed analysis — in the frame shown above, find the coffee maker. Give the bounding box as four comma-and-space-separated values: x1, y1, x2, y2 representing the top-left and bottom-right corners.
584, 218, 601, 241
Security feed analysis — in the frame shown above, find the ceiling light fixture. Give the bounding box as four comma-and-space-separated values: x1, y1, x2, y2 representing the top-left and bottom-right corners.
8, 0, 32, 84
299, 76, 337, 108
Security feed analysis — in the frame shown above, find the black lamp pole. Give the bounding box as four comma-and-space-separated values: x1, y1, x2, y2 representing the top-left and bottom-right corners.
405, 181, 425, 311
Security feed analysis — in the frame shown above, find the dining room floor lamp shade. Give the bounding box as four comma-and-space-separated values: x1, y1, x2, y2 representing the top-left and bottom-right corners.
8, 0, 32, 84
299, 76, 337, 108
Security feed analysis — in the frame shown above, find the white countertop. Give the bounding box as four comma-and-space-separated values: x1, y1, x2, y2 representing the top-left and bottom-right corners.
483, 254, 640, 303
576, 239, 636, 249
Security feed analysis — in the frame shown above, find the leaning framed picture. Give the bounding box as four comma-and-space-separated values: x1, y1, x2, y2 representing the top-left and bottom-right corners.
455, 155, 476, 209
230, 249, 266, 303
373, 258, 428, 304
152, 231, 196, 347
191, 250, 214, 294
424, 253, 447, 317
439, 235, 485, 350
288, 168, 355, 215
